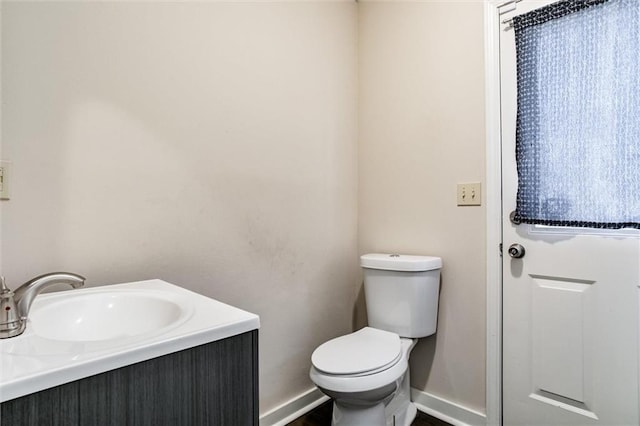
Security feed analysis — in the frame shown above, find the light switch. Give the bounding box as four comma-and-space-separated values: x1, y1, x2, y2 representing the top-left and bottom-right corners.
457, 182, 481, 206
1, 161, 11, 200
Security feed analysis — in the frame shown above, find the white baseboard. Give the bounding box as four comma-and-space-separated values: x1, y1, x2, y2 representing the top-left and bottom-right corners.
260, 387, 330, 426
259, 386, 486, 426
411, 388, 487, 426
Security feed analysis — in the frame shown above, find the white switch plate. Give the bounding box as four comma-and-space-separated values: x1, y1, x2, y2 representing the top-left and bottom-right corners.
457, 182, 481, 206
0, 161, 11, 200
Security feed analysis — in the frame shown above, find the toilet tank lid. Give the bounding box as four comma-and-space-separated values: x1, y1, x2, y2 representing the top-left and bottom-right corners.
360, 253, 442, 272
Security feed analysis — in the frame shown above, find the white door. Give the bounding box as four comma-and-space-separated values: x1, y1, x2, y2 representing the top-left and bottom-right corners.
500, 1, 640, 424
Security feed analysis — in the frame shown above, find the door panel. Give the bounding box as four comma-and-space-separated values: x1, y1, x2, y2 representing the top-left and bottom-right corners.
500, 1, 640, 424
531, 276, 591, 404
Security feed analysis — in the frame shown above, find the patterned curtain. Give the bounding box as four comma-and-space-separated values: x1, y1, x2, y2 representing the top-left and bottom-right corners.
511, 0, 640, 229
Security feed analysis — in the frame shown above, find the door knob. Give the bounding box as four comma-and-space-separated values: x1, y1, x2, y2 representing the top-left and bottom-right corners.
508, 243, 525, 259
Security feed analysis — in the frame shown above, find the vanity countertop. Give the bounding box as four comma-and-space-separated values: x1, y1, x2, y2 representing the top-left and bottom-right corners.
0, 279, 260, 402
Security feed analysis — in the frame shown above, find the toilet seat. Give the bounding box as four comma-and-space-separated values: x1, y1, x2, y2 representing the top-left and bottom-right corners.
311, 327, 402, 376
310, 328, 411, 393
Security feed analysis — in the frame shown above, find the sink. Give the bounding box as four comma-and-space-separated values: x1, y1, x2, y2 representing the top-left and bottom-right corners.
29, 290, 193, 342
0, 279, 260, 403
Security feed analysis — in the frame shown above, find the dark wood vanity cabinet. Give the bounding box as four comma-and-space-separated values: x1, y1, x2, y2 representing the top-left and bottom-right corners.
1, 330, 259, 426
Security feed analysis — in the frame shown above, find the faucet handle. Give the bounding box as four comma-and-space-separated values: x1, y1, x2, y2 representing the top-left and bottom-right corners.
0, 276, 10, 293
0, 276, 26, 338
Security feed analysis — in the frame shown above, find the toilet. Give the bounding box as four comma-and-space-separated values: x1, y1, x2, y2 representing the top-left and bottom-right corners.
309, 253, 442, 426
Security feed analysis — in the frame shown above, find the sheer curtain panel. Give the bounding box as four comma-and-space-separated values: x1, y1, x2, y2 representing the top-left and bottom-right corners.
512, 0, 640, 229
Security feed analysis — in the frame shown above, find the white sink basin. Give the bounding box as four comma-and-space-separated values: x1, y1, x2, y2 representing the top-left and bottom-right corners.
29, 290, 191, 342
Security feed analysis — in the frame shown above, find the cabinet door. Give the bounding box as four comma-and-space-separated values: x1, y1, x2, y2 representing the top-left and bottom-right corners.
1, 331, 259, 426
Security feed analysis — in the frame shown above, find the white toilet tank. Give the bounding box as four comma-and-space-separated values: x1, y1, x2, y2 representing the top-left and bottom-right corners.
361, 253, 442, 338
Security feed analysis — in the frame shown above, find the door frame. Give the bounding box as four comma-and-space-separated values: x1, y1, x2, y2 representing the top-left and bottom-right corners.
484, 1, 509, 425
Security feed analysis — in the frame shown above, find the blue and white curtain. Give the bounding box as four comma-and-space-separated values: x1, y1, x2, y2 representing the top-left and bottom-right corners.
511, 0, 640, 229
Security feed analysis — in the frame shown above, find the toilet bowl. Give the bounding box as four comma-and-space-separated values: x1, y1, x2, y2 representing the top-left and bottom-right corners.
310, 327, 417, 426
309, 253, 442, 426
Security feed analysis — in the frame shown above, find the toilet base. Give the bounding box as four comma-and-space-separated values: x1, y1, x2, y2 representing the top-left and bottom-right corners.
387, 401, 417, 426
332, 400, 386, 426
328, 382, 416, 426
384, 350, 416, 426
329, 398, 416, 426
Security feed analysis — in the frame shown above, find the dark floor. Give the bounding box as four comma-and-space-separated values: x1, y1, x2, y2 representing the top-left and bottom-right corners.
287, 400, 451, 426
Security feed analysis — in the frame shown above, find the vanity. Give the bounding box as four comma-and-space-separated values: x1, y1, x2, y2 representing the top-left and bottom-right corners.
0, 280, 260, 425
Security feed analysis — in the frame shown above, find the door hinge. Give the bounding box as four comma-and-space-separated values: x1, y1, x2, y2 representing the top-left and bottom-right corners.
499, 243, 503, 256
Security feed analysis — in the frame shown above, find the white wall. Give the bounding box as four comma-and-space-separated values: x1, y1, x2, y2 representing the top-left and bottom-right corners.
0, 1, 358, 413
2, 0, 489, 417
358, 1, 487, 413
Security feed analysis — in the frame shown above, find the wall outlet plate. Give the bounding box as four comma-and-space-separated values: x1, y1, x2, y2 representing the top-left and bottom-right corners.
457, 182, 481, 206
0, 161, 12, 200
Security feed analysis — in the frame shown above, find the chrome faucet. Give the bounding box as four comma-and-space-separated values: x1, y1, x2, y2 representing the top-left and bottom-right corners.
0, 272, 85, 339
